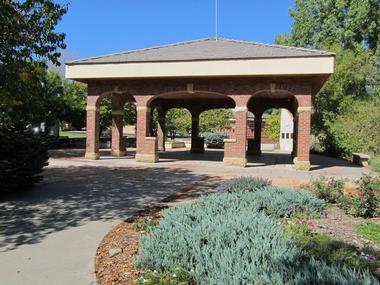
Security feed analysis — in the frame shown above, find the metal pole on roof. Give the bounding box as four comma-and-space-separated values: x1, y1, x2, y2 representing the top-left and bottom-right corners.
215, 0, 218, 40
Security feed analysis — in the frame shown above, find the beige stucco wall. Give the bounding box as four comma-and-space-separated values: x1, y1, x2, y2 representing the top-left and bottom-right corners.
66, 56, 334, 80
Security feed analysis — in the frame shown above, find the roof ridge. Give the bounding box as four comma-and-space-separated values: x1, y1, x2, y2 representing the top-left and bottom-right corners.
217, 37, 334, 55
66, 38, 216, 64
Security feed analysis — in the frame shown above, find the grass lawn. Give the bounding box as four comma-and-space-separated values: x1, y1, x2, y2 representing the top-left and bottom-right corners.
370, 157, 380, 173
59, 130, 86, 138
356, 223, 380, 244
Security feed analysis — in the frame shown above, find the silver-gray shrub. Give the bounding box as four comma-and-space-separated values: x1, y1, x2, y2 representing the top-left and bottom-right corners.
135, 191, 378, 284
250, 186, 325, 217
216, 176, 272, 194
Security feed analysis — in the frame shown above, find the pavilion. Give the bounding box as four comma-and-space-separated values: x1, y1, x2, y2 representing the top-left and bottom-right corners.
65, 38, 335, 170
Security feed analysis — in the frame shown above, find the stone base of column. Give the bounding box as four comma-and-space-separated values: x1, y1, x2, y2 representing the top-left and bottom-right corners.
223, 157, 247, 167
293, 157, 310, 171
136, 153, 159, 163
85, 152, 100, 160
111, 150, 127, 157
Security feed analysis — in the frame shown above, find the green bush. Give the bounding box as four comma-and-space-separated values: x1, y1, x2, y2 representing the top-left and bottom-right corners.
0, 130, 49, 192
216, 176, 272, 194
340, 175, 380, 218
200, 132, 227, 149
250, 187, 325, 218
301, 176, 345, 203
136, 190, 377, 284
325, 100, 380, 158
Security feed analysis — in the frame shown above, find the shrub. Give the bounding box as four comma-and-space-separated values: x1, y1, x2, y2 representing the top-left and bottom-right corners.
325, 100, 380, 158
200, 132, 227, 149
216, 176, 272, 194
136, 191, 377, 284
301, 176, 344, 203
0, 130, 49, 192
340, 175, 380, 218
250, 187, 325, 218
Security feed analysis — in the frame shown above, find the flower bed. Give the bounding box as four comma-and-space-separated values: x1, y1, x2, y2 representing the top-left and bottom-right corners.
96, 177, 380, 284
135, 179, 379, 284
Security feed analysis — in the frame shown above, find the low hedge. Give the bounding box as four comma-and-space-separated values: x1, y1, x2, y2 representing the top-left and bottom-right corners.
0, 130, 49, 192
200, 132, 227, 149
136, 187, 377, 284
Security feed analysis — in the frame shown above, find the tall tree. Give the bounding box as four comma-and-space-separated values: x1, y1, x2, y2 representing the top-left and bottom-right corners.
0, 0, 67, 129
276, 0, 380, 157
276, 0, 380, 51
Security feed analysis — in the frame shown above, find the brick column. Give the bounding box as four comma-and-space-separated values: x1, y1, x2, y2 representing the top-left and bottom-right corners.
223, 106, 248, 167
157, 108, 166, 152
135, 105, 158, 162
111, 97, 126, 157
85, 96, 101, 160
190, 112, 205, 153
293, 106, 311, 171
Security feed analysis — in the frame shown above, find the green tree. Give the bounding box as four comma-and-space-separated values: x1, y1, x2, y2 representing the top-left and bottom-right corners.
263, 110, 281, 142
199, 109, 233, 133
325, 100, 380, 157
276, 0, 380, 157
165, 109, 191, 140
276, 0, 380, 51
313, 45, 373, 132
0, 0, 68, 130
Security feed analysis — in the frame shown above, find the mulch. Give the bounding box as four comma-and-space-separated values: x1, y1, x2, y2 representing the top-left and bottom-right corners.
95, 205, 164, 285
314, 205, 380, 250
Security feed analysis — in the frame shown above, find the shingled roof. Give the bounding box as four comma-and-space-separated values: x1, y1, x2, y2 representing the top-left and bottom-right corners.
66, 38, 334, 65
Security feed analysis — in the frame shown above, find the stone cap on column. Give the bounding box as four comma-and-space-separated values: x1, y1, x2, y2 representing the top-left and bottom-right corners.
86, 106, 100, 112
297, 106, 312, 113
136, 106, 151, 112
234, 106, 248, 112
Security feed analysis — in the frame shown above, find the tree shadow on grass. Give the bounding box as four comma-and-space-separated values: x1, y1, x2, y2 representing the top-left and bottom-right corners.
0, 166, 204, 252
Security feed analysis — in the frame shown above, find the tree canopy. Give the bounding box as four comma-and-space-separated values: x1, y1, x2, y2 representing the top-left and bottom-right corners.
276, 0, 380, 158
276, 0, 380, 51
0, 0, 68, 130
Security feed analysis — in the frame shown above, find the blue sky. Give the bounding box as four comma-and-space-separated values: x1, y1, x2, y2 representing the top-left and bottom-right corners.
56, 1, 294, 60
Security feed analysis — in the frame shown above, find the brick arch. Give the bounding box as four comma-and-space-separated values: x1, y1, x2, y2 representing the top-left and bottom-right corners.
146, 89, 233, 107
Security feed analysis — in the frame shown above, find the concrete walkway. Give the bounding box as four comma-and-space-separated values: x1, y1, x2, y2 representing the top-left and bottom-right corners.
0, 160, 206, 285
0, 148, 367, 284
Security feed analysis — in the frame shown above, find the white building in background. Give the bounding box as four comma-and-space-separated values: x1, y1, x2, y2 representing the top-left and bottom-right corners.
279, 109, 294, 151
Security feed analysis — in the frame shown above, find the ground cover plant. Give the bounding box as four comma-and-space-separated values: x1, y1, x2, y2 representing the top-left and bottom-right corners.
135, 178, 379, 284
216, 176, 272, 194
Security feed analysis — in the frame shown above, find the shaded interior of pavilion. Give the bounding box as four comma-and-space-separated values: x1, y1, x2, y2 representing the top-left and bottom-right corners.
96, 89, 304, 168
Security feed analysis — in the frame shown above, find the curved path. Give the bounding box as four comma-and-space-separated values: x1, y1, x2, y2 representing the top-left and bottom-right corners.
0, 157, 206, 284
